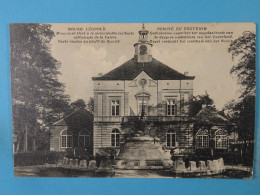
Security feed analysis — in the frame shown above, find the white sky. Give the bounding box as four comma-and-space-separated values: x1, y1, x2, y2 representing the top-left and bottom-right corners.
50, 23, 255, 110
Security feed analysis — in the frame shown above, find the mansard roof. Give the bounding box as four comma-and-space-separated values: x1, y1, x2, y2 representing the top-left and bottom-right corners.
92, 58, 195, 81
51, 109, 93, 126
195, 106, 230, 125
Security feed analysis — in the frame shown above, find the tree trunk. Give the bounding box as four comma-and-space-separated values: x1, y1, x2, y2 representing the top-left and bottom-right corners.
33, 138, 36, 151
32, 130, 36, 151
16, 141, 20, 153
24, 127, 28, 152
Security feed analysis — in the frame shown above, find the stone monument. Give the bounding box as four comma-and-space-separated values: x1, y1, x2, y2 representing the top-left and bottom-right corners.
114, 133, 172, 169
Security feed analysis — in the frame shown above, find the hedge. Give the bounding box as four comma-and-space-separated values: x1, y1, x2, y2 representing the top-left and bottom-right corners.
14, 151, 66, 166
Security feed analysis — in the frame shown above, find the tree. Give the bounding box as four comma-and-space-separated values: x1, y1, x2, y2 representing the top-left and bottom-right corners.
86, 97, 94, 114
71, 99, 87, 110
226, 31, 256, 141
228, 31, 256, 98
224, 96, 255, 141
189, 91, 214, 117
224, 32, 256, 165
65, 109, 93, 134
62, 99, 93, 149
64, 109, 93, 150
10, 24, 70, 152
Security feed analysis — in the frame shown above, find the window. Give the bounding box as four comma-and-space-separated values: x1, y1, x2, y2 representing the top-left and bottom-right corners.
167, 100, 175, 116
111, 129, 120, 147
111, 100, 120, 116
61, 130, 72, 148
135, 91, 150, 116
215, 130, 228, 149
78, 130, 90, 148
138, 100, 148, 116
196, 129, 209, 148
166, 129, 176, 147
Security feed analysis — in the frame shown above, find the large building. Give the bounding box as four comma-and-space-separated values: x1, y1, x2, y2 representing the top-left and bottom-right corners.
92, 25, 230, 157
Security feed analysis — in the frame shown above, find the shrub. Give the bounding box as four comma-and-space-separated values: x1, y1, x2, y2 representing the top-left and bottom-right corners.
65, 147, 92, 160
14, 151, 66, 166
95, 154, 109, 167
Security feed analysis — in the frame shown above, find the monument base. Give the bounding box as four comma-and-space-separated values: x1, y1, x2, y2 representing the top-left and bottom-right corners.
114, 134, 172, 170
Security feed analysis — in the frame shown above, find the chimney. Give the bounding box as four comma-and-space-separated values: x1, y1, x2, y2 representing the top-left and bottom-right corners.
184, 71, 189, 76
98, 73, 103, 77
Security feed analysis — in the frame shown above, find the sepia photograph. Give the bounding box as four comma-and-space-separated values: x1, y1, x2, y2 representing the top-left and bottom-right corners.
10, 23, 256, 178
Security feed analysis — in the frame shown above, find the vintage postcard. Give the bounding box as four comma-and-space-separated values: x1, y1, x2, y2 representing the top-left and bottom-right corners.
10, 23, 255, 178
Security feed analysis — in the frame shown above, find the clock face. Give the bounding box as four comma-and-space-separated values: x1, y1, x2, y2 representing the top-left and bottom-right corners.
139, 78, 147, 87
139, 45, 147, 55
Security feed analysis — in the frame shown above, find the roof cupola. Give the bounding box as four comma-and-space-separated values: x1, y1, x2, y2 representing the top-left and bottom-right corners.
134, 24, 153, 63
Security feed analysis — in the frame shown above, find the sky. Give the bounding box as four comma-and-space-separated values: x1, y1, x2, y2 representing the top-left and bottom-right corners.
50, 23, 255, 110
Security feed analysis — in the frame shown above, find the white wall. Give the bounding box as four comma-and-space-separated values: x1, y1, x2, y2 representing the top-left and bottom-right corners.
125, 71, 157, 116
93, 73, 193, 117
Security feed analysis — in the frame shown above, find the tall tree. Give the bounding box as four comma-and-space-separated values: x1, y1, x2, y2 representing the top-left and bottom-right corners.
227, 31, 256, 134
225, 31, 255, 150
228, 31, 256, 97
189, 91, 214, 117
10, 24, 70, 152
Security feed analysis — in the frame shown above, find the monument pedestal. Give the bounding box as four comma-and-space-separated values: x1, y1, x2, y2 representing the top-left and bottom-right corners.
114, 134, 172, 170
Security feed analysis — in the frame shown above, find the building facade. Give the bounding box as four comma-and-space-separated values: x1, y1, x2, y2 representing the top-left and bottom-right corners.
92, 25, 198, 156
91, 25, 232, 158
